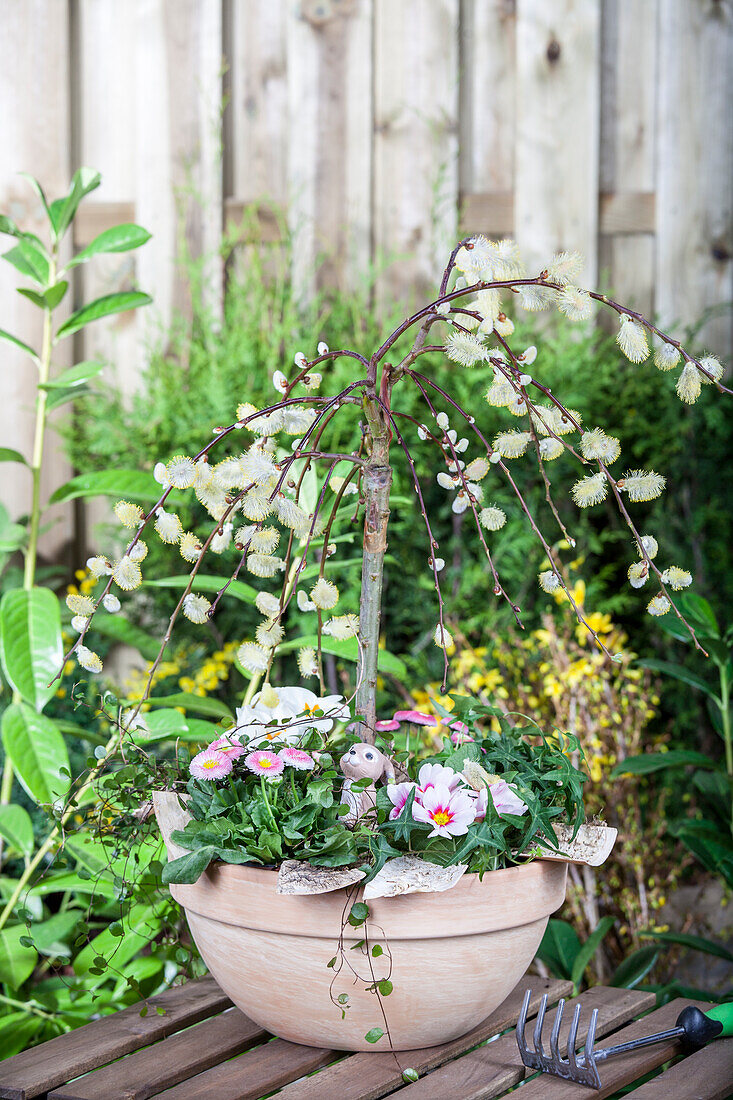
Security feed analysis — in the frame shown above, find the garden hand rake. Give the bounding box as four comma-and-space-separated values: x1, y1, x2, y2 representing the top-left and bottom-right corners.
516, 989, 733, 1090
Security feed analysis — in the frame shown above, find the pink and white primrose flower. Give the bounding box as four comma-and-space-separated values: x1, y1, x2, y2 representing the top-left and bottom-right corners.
209, 735, 246, 760
245, 750, 285, 779
190, 749, 233, 781
417, 762, 462, 794
449, 721, 473, 745
278, 747, 315, 770
412, 783, 476, 839
386, 782, 417, 820
472, 781, 528, 821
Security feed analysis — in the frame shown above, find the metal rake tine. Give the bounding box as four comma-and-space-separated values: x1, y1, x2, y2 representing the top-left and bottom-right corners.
550, 998, 565, 1065
516, 989, 533, 1060
581, 1007, 602, 1087
566, 1002, 583, 1074
533, 994, 548, 1059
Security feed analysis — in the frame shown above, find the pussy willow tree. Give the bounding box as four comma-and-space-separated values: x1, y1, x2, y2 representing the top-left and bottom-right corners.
59, 237, 730, 743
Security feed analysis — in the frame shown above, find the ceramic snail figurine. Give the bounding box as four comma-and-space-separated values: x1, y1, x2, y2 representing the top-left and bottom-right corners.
339, 742, 395, 826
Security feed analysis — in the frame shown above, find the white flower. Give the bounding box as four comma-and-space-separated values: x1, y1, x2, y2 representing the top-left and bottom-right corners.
660, 566, 692, 590
237, 642, 270, 673
303, 372, 322, 391
128, 540, 147, 563
518, 373, 532, 387
619, 470, 665, 502
183, 594, 211, 624
297, 647, 319, 678
70, 615, 88, 632
540, 438, 564, 461
571, 472, 608, 507
555, 409, 582, 435
166, 455, 197, 489
241, 489, 275, 522
86, 555, 111, 578
434, 624, 453, 650
282, 406, 317, 434
310, 577, 339, 610
294, 352, 307, 368
494, 431, 532, 459
155, 508, 183, 544
519, 284, 553, 312
251, 526, 280, 554
627, 561, 649, 589
436, 412, 450, 431
256, 619, 285, 648
237, 686, 349, 741
637, 534, 659, 560
112, 557, 142, 590
240, 450, 278, 486
454, 437, 469, 453
699, 355, 724, 384
617, 315, 649, 363
102, 594, 121, 613
179, 532, 203, 563
431, 557, 445, 571
464, 457, 489, 481
153, 461, 171, 487
546, 250, 583, 285
437, 471, 458, 490
236, 401, 258, 423
506, 391, 527, 416
211, 523, 233, 553
273, 370, 288, 394
77, 645, 103, 673
558, 283, 593, 321
477, 287, 502, 321
417, 424, 430, 440
580, 428, 621, 464
297, 589, 316, 613
322, 614, 359, 640
256, 591, 281, 618
485, 378, 516, 408
67, 593, 95, 616
647, 594, 671, 617
445, 331, 486, 367
676, 363, 701, 404
247, 553, 284, 578
479, 506, 507, 531
317, 341, 329, 356
518, 345, 537, 366
539, 570, 561, 593
114, 500, 143, 529
494, 314, 514, 337
653, 342, 681, 371
275, 494, 309, 531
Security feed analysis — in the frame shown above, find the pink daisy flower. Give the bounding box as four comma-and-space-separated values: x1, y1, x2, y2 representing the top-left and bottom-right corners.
245, 750, 285, 779
190, 749, 233, 781
386, 782, 417, 820
393, 709, 437, 726
375, 718, 401, 732
412, 783, 476, 839
209, 735, 246, 760
278, 747, 315, 771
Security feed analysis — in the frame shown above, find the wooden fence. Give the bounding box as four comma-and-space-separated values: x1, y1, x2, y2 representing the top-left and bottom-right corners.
1, 0, 731, 558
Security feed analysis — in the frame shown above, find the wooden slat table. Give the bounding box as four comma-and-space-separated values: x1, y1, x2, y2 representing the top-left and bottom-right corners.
1, 977, 731, 1100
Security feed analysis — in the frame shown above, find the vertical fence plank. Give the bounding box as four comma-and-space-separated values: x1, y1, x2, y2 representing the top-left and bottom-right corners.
373, 0, 460, 302
459, 0, 516, 210
655, 0, 732, 358
286, 0, 373, 297
515, 0, 601, 284
0, 0, 73, 560
598, 0, 657, 317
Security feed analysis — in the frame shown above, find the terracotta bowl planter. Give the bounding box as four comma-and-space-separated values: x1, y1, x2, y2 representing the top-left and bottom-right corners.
154, 790, 567, 1051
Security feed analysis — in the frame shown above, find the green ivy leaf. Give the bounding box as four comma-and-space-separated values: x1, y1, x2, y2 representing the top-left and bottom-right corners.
1, 704, 70, 805
67, 224, 152, 268
56, 291, 152, 338
0, 587, 63, 711
161, 847, 217, 886
364, 1027, 384, 1044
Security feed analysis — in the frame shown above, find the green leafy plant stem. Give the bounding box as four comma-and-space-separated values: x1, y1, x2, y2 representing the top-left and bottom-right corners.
720, 665, 732, 831
0, 252, 56, 809
260, 776, 278, 832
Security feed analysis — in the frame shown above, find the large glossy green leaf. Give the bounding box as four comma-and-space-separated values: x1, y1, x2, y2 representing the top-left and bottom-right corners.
0, 215, 21, 238
49, 469, 168, 505
41, 361, 104, 389
145, 575, 257, 604
67, 224, 151, 268
0, 587, 63, 711
639, 659, 719, 702
536, 918, 581, 980
0, 327, 38, 361
640, 929, 733, 964
571, 916, 615, 988
2, 238, 50, 285
610, 945, 660, 988
0, 924, 38, 988
53, 167, 102, 238
0, 1012, 42, 1056
26, 911, 79, 958
56, 291, 152, 338
45, 383, 96, 412
278, 634, 407, 678
0, 447, 27, 465
0, 805, 34, 858
1, 704, 70, 805
148, 692, 233, 719
610, 750, 715, 779
135, 710, 220, 743
43, 280, 69, 309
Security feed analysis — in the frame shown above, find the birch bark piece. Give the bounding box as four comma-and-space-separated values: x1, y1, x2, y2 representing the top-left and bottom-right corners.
153, 789, 193, 861
276, 861, 365, 895
363, 856, 467, 900
534, 823, 617, 868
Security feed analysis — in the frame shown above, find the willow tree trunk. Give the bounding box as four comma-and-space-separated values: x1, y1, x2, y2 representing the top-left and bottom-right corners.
356, 394, 392, 742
